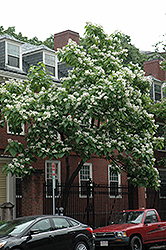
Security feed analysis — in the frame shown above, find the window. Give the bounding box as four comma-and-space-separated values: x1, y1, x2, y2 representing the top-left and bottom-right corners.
145, 210, 158, 223
30, 219, 51, 233
108, 165, 121, 198
156, 123, 166, 151
159, 170, 166, 198
68, 219, 79, 227
16, 175, 22, 198
44, 53, 56, 77
79, 163, 92, 197
7, 43, 21, 68
52, 218, 70, 229
7, 122, 25, 135
154, 83, 162, 101
45, 161, 61, 197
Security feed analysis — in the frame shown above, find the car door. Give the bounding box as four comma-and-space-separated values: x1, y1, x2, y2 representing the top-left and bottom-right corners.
144, 210, 164, 243
23, 218, 55, 250
51, 217, 75, 250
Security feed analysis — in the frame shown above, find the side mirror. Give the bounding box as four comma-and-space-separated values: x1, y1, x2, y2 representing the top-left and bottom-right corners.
29, 229, 40, 235
145, 219, 151, 225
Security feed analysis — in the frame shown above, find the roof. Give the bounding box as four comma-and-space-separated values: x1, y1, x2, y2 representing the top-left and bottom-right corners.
22, 43, 55, 55
0, 34, 24, 44
0, 34, 55, 54
148, 75, 163, 83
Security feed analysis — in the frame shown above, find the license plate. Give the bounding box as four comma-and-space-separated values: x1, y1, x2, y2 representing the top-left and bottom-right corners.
100, 241, 108, 246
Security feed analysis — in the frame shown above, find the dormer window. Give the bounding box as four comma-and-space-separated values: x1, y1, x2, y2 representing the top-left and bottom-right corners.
7, 43, 20, 68
6, 41, 22, 70
154, 83, 162, 101
149, 76, 164, 102
44, 52, 56, 77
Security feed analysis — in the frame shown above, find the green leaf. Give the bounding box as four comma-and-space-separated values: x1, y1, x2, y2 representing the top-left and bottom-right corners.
9, 148, 17, 157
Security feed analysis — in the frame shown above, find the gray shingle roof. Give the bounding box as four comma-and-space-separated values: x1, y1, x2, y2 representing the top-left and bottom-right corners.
0, 34, 55, 54
22, 43, 55, 55
0, 34, 24, 44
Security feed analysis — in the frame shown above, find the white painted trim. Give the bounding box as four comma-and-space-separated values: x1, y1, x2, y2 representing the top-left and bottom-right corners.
7, 121, 25, 136
43, 51, 57, 78
79, 163, 93, 198
108, 165, 122, 198
5, 40, 22, 71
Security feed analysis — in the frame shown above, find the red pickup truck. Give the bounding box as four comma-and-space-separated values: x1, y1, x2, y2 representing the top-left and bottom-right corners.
94, 208, 166, 250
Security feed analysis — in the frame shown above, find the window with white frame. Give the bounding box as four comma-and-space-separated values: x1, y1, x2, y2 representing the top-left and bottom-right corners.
7, 122, 25, 136
45, 160, 61, 197
159, 169, 166, 198
16, 175, 22, 198
44, 53, 56, 77
156, 122, 166, 151
108, 165, 121, 198
79, 163, 92, 197
154, 83, 162, 101
7, 42, 21, 69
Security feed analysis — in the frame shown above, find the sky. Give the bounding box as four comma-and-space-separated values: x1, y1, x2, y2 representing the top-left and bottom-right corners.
1, 0, 166, 52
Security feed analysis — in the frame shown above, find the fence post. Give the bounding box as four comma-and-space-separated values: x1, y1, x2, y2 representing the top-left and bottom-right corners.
92, 181, 95, 227
87, 180, 90, 225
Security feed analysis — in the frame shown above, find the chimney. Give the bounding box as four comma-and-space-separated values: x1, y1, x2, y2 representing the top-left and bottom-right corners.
143, 59, 165, 82
54, 30, 79, 51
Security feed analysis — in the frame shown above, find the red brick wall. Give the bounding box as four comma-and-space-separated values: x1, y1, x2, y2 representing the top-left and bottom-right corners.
54, 30, 79, 51
22, 167, 45, 216
144, 59, 165, 81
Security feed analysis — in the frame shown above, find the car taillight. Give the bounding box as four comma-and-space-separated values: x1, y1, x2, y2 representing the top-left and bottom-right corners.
86, 227, 93, 234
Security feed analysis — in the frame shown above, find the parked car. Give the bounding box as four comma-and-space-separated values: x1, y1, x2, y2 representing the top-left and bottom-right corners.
94, 208, 166, 250
0, 215, 94, 250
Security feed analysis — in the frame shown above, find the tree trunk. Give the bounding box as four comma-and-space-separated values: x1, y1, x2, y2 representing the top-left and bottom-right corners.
61, 158, 84, 212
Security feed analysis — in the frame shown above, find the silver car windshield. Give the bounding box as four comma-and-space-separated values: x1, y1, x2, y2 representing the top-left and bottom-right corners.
112, 211, 144, 224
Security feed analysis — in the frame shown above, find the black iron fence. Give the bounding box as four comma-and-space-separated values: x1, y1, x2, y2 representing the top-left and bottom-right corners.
16, 181, 166, 227
43, 182, 129, 228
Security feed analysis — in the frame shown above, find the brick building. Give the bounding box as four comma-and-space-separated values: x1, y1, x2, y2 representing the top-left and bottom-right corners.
144, 58, 166, 219
1, 31, 164, 226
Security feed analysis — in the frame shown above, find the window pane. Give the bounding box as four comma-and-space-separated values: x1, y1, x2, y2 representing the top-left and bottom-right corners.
8, 44, 19, 57
7, 44, 20, 68
80, 165, 90, 180
45, 54, 55, 66
145, 211, 158, 223
52, 218, 70, 229
45, 65, 55, 76
109, 166, 120, 197
110, 182, 118, 196
81, 180, 88, 196
16, 177, 22, 197
154, 84, 162, 101
31, 219, 51, 232
155, 93, 161, 101
8, 55, 19, 68
154, 84, 161, 93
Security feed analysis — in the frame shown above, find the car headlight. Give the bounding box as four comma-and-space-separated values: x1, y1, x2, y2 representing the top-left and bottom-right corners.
115, 231, 127, 238
0, 240, 7, 248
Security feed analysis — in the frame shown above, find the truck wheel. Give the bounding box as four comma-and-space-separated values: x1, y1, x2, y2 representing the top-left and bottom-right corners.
130, 236, 142, 250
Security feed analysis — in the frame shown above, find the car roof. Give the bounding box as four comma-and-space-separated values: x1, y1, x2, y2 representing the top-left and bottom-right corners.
13, 214, 80, 222
121, 208, 156, 213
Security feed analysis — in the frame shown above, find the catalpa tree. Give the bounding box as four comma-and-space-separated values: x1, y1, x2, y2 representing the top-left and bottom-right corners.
0, 23, 162, 208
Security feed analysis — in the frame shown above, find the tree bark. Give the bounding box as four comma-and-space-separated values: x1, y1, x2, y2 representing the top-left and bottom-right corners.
61, 159, 84, 211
